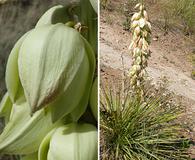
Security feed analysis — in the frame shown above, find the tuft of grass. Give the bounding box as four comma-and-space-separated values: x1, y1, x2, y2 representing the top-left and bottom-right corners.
100, 81, 190, 160
160, 0, 195, 35
191, 70, 195, 80
100, 0, 109, 9
105, 15, 113, 25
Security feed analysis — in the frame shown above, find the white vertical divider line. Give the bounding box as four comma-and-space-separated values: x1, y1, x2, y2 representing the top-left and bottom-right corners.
97, 0, 100, 159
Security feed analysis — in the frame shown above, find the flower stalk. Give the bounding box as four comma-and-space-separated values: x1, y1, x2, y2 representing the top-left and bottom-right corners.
129, 3, 151, 97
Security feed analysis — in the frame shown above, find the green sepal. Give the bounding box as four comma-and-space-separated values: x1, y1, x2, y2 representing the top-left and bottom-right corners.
38, 129, 56, 160
0, 92, 12, 124
5, 33, 29, 104
52, 37, 96, 123
35, 5, 70, 27
0, 102, 61, 154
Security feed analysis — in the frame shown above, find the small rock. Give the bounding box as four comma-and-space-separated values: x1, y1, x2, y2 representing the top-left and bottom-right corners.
153, 35, 159, 41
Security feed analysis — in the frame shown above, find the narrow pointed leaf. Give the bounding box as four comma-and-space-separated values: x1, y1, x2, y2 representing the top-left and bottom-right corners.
80, 0, 98, 54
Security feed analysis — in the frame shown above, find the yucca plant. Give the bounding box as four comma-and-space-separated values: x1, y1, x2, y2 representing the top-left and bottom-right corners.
100, 2, 191, 160
0, 0, 98, 159
100, 81, 190, 160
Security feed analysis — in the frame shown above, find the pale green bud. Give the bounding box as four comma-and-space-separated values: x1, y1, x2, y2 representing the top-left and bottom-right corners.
128, 42, 136, 50
18, 24, 95, 119
130, 65, 137, 76
38, 123, 97, 160
134, 48, 141, 56
136, 56, 141, 65
142, 38, 149, 50
132, 32, 139, 41
136, 65, 141, 72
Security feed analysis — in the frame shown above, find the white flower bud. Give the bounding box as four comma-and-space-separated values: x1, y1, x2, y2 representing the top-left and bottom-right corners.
139, 18, 146, 28
131, 20, 139, 29
139, 5, 145, 11
134, 26, 141, 35
143, 10, 148, 21
131, 12, 141, 21
134, 3, 141, 9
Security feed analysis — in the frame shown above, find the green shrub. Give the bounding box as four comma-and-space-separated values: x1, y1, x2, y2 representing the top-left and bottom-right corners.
100, 81, 190, 160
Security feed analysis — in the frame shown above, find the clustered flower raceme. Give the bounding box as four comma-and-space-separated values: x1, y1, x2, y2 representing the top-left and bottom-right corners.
129, 3, 151, 95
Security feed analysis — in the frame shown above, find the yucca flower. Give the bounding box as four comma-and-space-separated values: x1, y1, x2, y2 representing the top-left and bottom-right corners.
129, 3, 151, 96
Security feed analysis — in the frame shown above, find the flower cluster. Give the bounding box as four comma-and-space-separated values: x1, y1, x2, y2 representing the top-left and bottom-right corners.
129, 3, 151, 95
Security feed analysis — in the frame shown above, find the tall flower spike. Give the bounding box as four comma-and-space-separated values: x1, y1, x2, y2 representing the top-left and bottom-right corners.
129, 3, 151, 96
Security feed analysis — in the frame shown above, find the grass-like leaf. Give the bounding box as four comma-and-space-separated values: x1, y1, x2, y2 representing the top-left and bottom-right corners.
100, 81, 190, 160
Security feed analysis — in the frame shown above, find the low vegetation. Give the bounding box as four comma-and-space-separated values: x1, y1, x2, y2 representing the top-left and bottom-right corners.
100, 81, 191, 160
